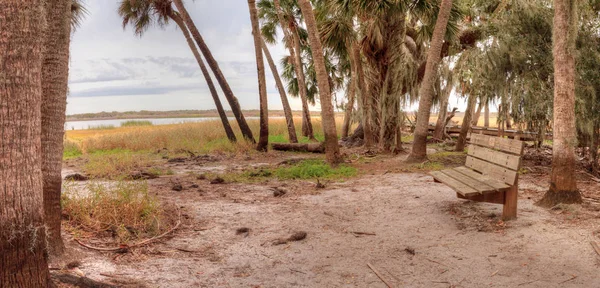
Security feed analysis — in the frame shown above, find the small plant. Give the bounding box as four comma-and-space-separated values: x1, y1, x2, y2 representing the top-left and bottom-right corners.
61, 180, 168, 243
63, 139, 83, 159
121, 120, 153, 127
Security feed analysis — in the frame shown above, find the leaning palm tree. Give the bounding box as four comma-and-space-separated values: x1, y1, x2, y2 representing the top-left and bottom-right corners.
297, 0, 342, 164
407, 0, 454, 162
173, 0, 255, 142
1, 1, 50, 285
248, 0, 269, 151
41, 0, 73, 257
118, 0, 237, 142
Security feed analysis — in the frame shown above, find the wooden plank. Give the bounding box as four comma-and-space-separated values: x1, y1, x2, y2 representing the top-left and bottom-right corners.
467, 144, 522, 170
457, 191, 505, 205
430, 171, 479, 197
470, 134, 524, 155
502, 179, 518, 220
454, 167, 510, 191
439, 169, 495, 193
465, 156, 518, 185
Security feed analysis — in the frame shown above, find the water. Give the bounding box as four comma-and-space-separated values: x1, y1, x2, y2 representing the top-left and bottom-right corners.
66, 117, 235, 130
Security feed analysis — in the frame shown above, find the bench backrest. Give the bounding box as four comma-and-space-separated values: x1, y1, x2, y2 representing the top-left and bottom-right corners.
465, 134, 525, 185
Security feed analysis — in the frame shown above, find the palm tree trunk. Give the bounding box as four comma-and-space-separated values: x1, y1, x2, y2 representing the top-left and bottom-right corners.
297, 0, 342, 164
592, 123, 599, 176
170, 13, 236, 142
248, 0, 269, 151
262, 39, 297, 143
173, 0, 255, 142
433, 75, 453, 140
407, 0, 453, 162
41, 0, 71, 257
341, 78, 356, 138
471, 100, 483, 126
456, 94, 477, 151
0, 1, 50, 285
538, 0, 581, 206
484, 101, 490, 127
352, 41, 373, 149
291, 24, 316, 140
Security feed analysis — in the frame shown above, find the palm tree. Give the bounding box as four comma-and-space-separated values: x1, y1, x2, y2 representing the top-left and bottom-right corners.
118, 0, 237, 142
537, 0, 582, 206
262, 39, 298, 143
41, 0, 73, 257
249, 0, 269, 151
297, 0, 342, 164
172, 0, 255, 142
0, 1, 50, 285
260, 0, 316, 140
407, 0, 454, 162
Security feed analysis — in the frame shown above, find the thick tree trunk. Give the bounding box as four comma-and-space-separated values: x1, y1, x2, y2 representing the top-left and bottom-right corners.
341, 77, 356, 138
592, 123, 600, 176
42, 0, 71, 257
262, 39, 297, 143
407, 0, 453, 162
170, 14, 236, 142
0, 1, 50, 285
297, 0, 342, 164
291, 25, 316, 140
472, 100, 483, 126
248, 0, 269, 151
352, 42, 373, 149
484, 101, 490, 127
380, 16, 406, 153
173, 0, 255, 142
456, 94, 477, 151
538, 0, 581, 206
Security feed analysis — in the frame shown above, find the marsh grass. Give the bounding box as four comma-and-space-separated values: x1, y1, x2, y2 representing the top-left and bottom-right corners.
63, 138, 83, 160
88, 124, 116, 130
121, 120, 153, 127
83, 149, 157, 179
61, 180, 167, 243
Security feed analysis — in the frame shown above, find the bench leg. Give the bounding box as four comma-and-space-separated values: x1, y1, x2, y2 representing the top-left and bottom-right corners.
502, 179, 518, 220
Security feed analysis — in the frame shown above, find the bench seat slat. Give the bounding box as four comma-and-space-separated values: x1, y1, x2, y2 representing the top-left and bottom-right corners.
430, 171, 479, 197
454, 166, 510, 191
439, 169, 496, 193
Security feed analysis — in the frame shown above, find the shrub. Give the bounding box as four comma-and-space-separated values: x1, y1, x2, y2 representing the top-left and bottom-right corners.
120, 120, 153, 127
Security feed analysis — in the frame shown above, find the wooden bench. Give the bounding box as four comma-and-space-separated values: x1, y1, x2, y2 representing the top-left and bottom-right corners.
430, 134, 525, 220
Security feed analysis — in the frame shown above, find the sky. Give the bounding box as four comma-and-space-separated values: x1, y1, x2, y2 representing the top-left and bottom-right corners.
68, 0, 468, 115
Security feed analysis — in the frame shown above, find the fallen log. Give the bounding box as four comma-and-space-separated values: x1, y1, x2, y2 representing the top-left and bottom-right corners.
271, 143, 324, 153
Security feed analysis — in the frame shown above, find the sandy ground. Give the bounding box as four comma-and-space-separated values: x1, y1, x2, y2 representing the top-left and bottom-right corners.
56, 152, 600, 288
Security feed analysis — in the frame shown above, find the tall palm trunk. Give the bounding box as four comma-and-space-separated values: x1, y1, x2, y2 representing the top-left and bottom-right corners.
262, 39, 297, 143
0, 1, 50, 285
380, 16, 406, 153
472, 100, 483, 126
291, 24, 316, 140
407, 0, 453, 162
297, 0, 342, 164
352, 42, 373, 149
173, 0, 254, 142
484, 101, 490, 127
41, 0, 71, 257
538, 0, 581, 206
272, 0, 314, 140
341, 78, 356, 138
456, 94, 477, 151
170, 13, 236, 142
248, 0, 269, 151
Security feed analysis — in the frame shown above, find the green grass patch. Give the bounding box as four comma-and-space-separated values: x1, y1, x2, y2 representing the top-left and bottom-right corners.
218, 160, 357, 183
121, 120, 153, 127
62, 180, 169, 243
63, 139, 83, 160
